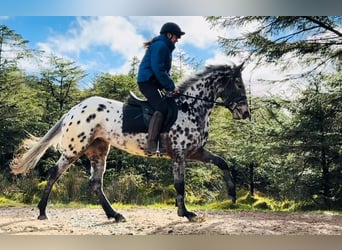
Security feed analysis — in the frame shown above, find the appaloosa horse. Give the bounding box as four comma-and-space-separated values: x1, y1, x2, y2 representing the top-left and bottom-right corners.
11, 63, 250, 222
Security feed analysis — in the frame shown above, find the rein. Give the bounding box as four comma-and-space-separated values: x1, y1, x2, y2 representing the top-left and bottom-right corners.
176, 93, 247, 110
177, 93, 226, 107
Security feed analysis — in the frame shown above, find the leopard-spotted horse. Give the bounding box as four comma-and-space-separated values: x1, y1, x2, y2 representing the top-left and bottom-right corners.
11, 63, 250, 222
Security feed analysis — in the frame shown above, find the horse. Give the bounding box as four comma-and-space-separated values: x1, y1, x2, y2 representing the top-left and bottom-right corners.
10, 63, 250, 222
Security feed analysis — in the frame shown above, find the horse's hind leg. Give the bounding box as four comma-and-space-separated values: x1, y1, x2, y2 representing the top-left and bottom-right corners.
37, 155, 72, 220
189, 147, 236, 203
85, 138, 126, 222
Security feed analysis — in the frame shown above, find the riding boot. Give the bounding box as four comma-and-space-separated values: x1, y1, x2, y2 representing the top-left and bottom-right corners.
158, 133, 169, 155
145, 111, 164, 155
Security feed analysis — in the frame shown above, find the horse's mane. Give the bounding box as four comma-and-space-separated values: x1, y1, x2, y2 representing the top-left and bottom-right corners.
178, 64, 235, 92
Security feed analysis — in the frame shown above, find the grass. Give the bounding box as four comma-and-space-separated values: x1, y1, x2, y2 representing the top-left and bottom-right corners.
1, 193, 340, 213
0, 196, 24, 207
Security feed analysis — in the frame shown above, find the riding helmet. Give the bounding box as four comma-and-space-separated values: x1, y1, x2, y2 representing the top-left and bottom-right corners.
160, 22, 185, 38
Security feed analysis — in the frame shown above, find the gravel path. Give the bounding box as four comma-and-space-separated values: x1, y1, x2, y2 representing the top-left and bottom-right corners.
0, 206, 341, 235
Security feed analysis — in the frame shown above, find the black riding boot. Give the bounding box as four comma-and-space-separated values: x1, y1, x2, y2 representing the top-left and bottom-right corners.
145, 111, 164, 155
158, 133, 168, 155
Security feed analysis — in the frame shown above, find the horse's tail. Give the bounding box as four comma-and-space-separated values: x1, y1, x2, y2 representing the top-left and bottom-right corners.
10, 116, 65, 175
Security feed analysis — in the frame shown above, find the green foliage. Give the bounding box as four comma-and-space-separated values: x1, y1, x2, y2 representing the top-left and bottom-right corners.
206, 16, 341, 72
56, 166, 89, 203
37, 55, 86, 125
277, 73, 342, 208
0, 196, 22, 207
0, 26, 41, 168
87, 73, 138, 101
210, 191, 299, 212
186, 163, 225, 204
11, 172, 40, 204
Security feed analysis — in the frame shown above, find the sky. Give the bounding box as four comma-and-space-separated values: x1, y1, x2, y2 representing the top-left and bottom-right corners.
1, 16, 308, 98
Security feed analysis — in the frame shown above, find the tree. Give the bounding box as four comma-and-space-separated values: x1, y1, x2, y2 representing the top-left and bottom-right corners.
88, 72, 138, 101
38, 55, 86, 125
128, 56, 140, 80
0, 25, 31, 124
280, 73, 341, 208
0, 25, 38, 170
206, 16, 342, 76
171, 49, 202, 84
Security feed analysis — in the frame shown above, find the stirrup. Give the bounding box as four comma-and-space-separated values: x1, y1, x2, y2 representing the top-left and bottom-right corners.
156, 143, 167, 156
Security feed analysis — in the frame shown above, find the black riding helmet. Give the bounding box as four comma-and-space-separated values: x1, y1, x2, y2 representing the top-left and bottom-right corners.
160, 22, 185, 38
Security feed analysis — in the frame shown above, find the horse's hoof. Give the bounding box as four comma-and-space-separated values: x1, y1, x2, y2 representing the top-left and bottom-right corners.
185, 211, 198, 222
115, 213, 127, 223
38, 215, 48, 220
189, 215, 206, 223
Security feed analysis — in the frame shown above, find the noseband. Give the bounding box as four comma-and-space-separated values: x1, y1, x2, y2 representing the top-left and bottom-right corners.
226, 96, 247, 111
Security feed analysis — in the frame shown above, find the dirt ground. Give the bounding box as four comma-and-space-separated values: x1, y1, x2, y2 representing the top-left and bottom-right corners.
0, 206, 341, 235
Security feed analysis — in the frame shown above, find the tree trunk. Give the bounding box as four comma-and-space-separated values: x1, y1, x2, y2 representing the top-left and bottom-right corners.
249, 162, 255, 197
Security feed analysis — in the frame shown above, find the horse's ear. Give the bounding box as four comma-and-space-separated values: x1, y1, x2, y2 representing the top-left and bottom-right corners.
237, 62, 245, 71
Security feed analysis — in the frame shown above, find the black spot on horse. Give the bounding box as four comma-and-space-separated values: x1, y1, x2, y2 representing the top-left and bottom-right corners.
181, 103, 189, 113
86, 114, 96, 123
97, 104, 107, 112
80, 136, 87, 143
176, 125, 182, 132
77, 132, 85, 138
184, 127, 190, 136
77, 120, 81, 125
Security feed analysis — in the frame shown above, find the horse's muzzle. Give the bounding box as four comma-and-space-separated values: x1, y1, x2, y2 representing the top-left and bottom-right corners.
232, 104, 250, 120
242, 109, 251, 120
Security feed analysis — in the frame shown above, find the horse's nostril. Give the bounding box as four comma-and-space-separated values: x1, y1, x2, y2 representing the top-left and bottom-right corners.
243, 111, 250, 119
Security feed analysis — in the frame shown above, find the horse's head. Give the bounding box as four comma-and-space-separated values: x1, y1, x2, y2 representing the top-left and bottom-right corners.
217, 63, 251, 120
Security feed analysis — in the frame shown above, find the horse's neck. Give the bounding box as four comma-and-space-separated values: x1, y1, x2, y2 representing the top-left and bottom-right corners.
181, 78, 216, 114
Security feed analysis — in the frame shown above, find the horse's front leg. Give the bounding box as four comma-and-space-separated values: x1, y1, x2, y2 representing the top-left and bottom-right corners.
172, 151, 197, 221
189, 147, 236, 203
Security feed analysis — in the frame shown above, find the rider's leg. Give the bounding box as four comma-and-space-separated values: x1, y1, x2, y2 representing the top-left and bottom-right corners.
145, 111, 165, 155
138, 82, 168, 155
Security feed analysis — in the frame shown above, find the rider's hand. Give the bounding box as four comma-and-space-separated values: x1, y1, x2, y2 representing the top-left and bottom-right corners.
173, 87, 180, 95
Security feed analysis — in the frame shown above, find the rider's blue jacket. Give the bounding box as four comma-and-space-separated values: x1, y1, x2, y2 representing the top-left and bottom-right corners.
137, 34, 176, 91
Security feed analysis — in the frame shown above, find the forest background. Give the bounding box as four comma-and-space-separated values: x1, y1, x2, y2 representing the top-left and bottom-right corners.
0, 17, 341, 211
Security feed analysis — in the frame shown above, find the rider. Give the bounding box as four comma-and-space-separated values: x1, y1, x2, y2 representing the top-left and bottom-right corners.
137, 22, 184, 155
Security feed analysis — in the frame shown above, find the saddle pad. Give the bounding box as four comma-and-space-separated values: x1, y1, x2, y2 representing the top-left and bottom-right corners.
122, 97, 178, 133
122, 104, 150, 133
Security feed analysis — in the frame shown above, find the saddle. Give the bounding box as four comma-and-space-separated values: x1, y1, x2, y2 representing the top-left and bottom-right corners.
122, 91, 178, 133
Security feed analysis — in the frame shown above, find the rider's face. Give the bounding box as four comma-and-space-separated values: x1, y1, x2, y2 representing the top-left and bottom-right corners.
167, 33, 179, 43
